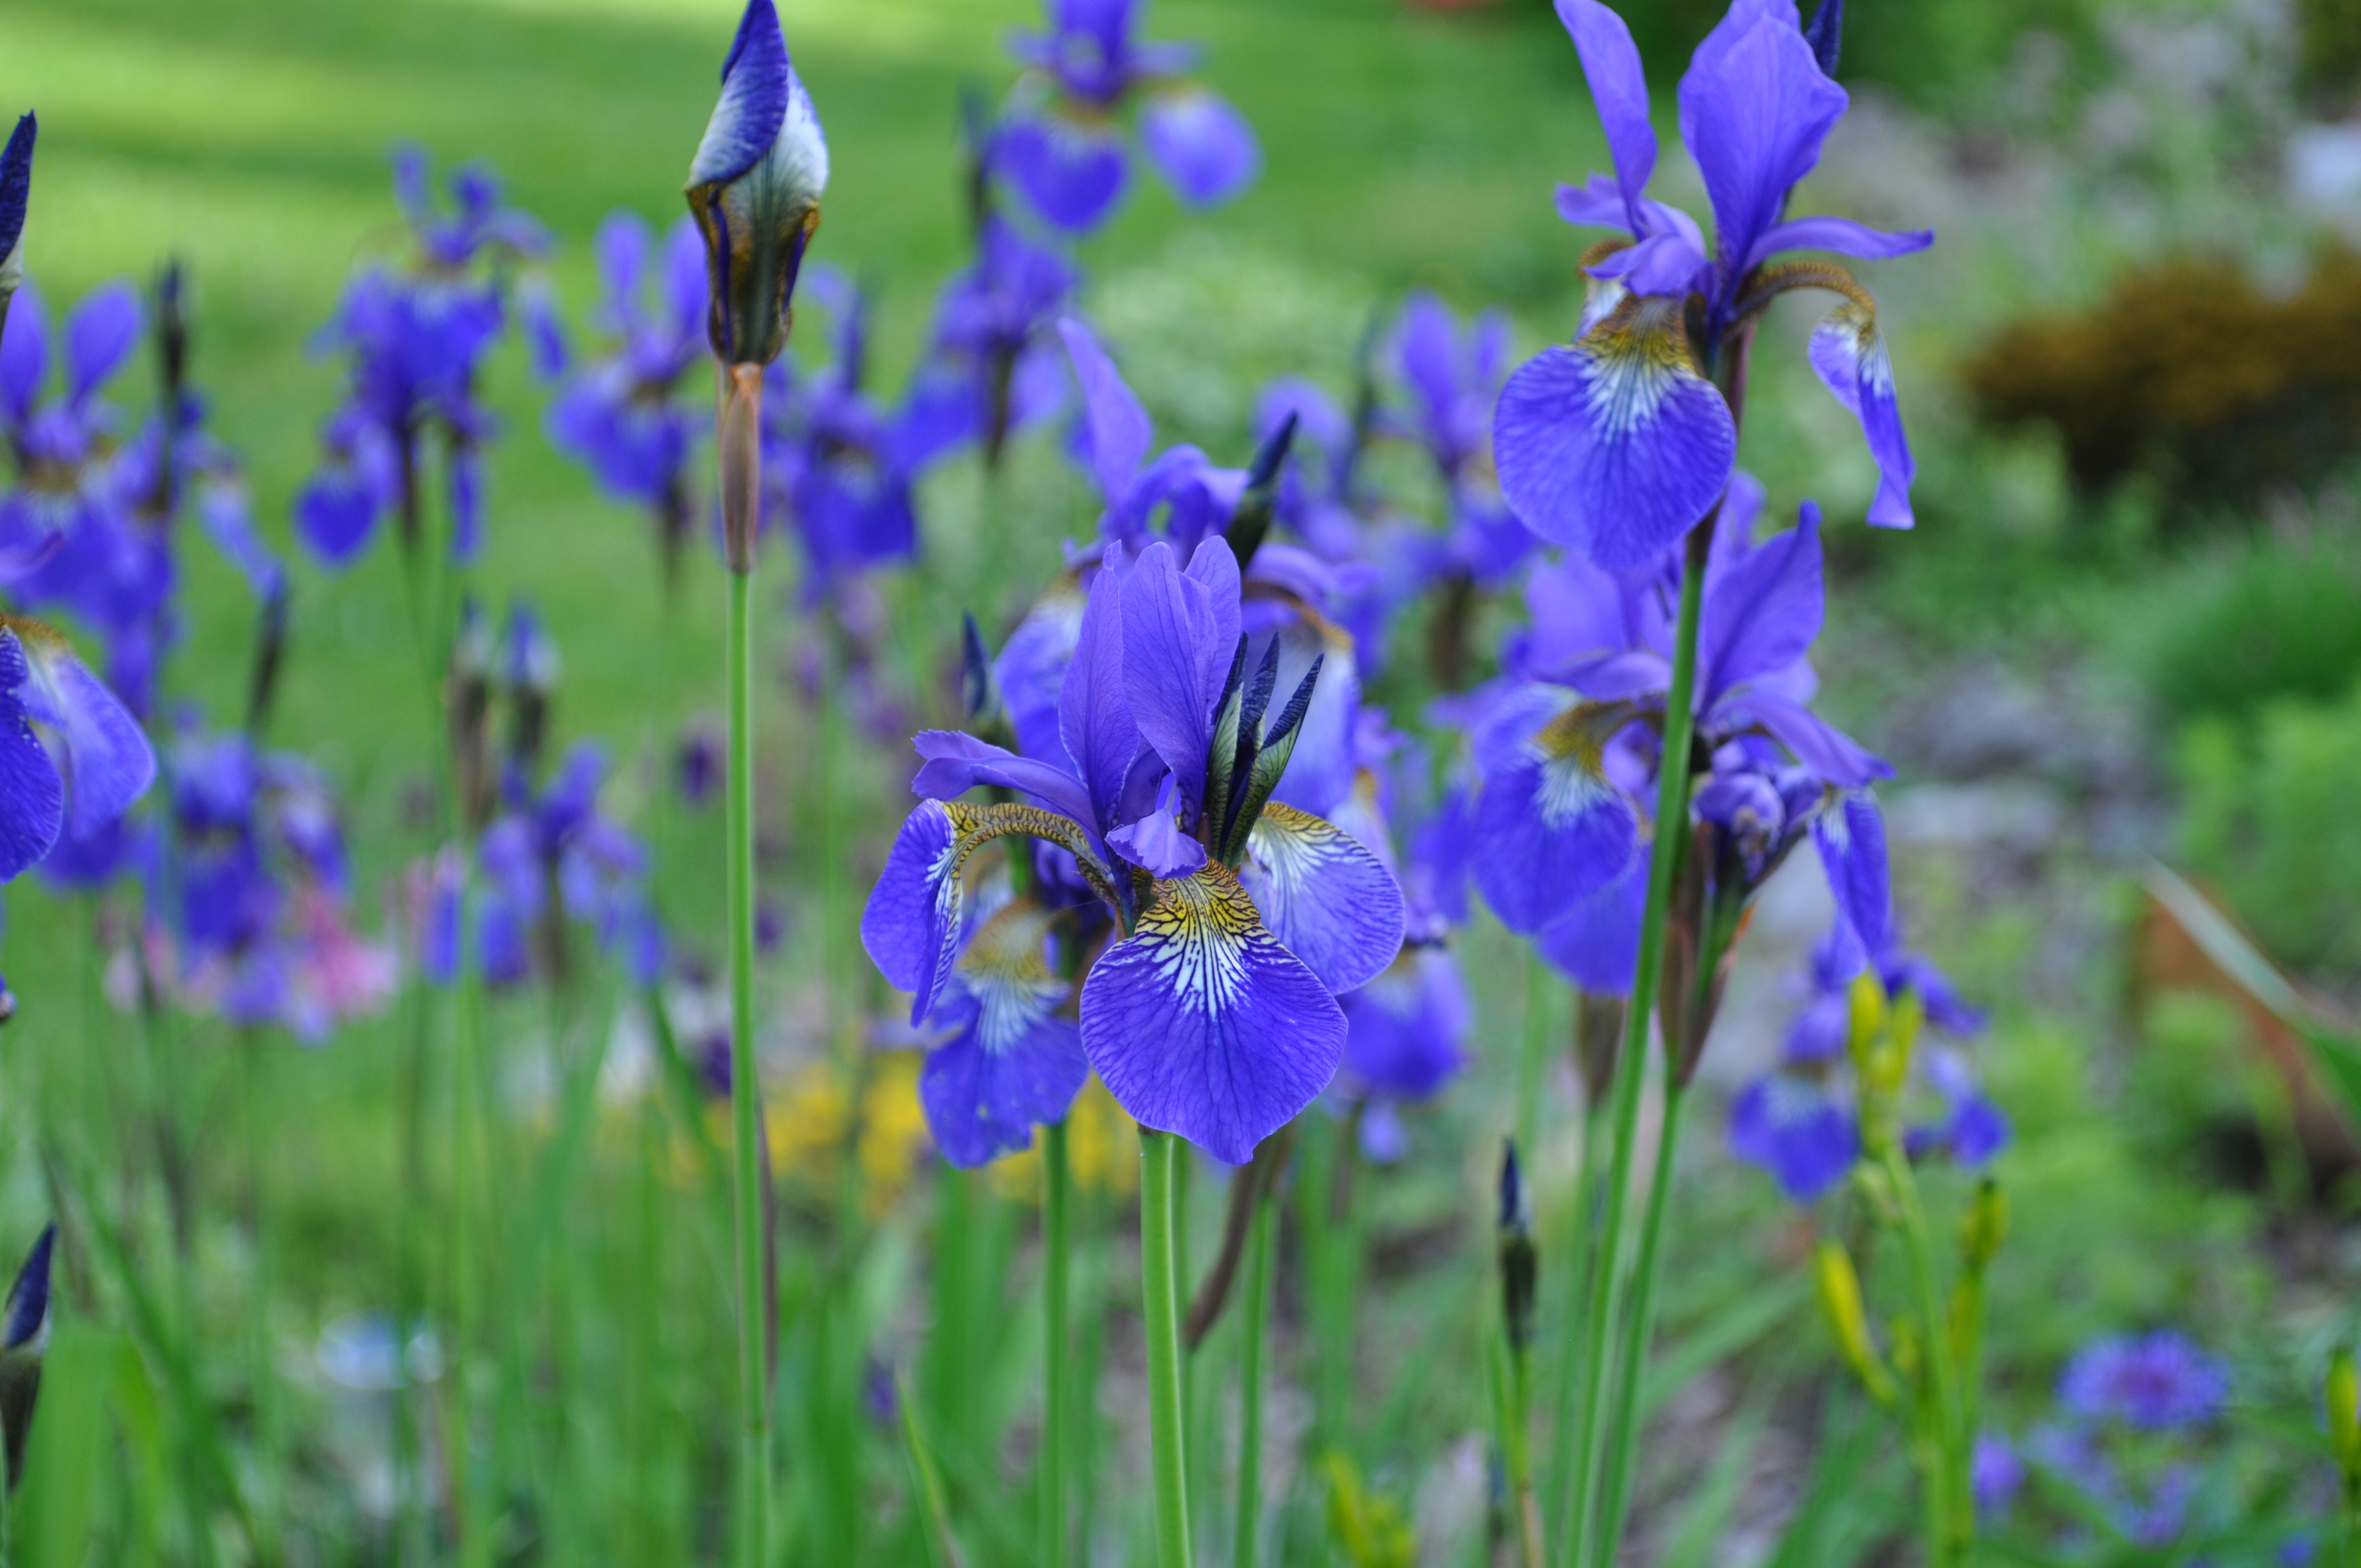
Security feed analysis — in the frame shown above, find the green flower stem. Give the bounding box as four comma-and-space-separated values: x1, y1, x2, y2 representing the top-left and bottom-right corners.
452, 889, 492, 1568
1584, 1077, 1689, 1568
1139, 1129, 1193, 1568
721, 359, 771, 1568
1559, 521, 1710, 1568
1515, 955, 1555, 1177
1041, 1118, 1073, 1568
1544, 1087, 1608, 1557
238, 1032, 281, 1564
1233, 1185, 1277, 1568
1884, 1147, 1969, 1567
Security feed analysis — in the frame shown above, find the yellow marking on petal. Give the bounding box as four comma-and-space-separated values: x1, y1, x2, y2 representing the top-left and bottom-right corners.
1133, 862, 1270, 1017
1575, 294, 1705, 438
955, 899, 1068, 1055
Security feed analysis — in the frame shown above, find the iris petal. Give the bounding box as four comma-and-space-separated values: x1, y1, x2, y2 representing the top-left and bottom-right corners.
1808, 303, 1916, 528
1000, 112, 1131, 235
1678, 6, 1846, 289
1728, 1074, 1857, 1200
1535, 857, 1646, 992
20, 638, 154, 835
1138, 88, 1260, 208
1471, 710, 1639, 932
1119, 540, 1225, 810
1058, 316, 1152, 502
1079, 861, 1345, 1164
1811, 787, 1891, 955
0, 685, 58, 881
689, 0, 792, 188
921, 900, 1089, 1168
1493, 299, 1737, 571
1340, 947, 1470, 1101
1241, 801, 1405, 995
1555, 0, 1657, 228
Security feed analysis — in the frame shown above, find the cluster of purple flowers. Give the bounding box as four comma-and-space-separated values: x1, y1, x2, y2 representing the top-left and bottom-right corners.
295, 149, 547, 569
1976, 1330, 2236, 1549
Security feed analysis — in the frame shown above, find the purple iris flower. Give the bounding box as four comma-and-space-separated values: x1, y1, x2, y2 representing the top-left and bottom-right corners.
1731, 911, 2003, 1200
900, 214, 1074, 469
1971, 1434, 2025, 1519
296, 149, 545, 568
918, 897, 1089, 1168
863, 531, 1403, 1165
1472, 477, 1887, 979
151, 723, 391, 1041
1382, 293, 1531, 587
756, 269, 927, 602
468, 741, 657, 990
1492, 0, 1929, 570
2058, 1331, 2230, 1433
995, 0, 1259, 234
545, 213, 710, 578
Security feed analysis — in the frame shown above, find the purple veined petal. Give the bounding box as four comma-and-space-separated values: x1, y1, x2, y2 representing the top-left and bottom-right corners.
1264, 620, 1360, 819
1079, 861, 1346, 1164
1119, 539, 1222, 810
16, 631, 155, 836
861, 801, 966, 1022
1555, 0, 1657, 229
1808, 303, 1916, 528
1724, 689, 1889, 787
1535, 855, 1645, 992
1697, 500, 1823, 705
1744, 213, 1933, 272
1138, 86, 1261, 208
0, 684, 61, 882
1058, 315, 1152, 503
999, 111, 1131, 235
1108, 778, 1206, 877
1058, 564, 1138, 829
0, 280, 45, 426
1239, 801, 1405, 995
1185, 536, 1242, 680
1492, 298, 1738, 572
996, 576, 1086, 768
1678, 8, 1847, 293
1812, 786, 1890, 955
1340, 946, 1470, 1101
63, 281, 141, 405
1470, 714, 1639, 933
909, 729, 1100, 830
1585, 231, 1711, 297
689, 0, 792, 189
922, 900, 1089, 1167
1727, 1074, 1857, 1200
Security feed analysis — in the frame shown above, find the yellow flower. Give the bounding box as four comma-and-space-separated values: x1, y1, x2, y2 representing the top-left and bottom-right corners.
987, 1076, 1139, 1201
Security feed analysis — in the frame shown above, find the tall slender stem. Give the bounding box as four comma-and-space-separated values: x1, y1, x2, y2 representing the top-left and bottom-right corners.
1139, 1129, 1192, 1568
1041, 1119, 1072, 1568
1544, 1092, 1609, 1559
1560, 522, 1709, 1568
1584, 1079, 1688, 1568
240, 1033, 280, 1565
1233, 1186, 1276, 1568
720, 362, 771, 1568
1885, 1148, 1967, 1567
1515, 955, 1554, 1172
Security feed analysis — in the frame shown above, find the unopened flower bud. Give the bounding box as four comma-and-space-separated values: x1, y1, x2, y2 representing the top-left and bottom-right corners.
1959, 1178, 2008, 1272
685, 0, 828, 368
2330, 1348, 2361, 1477
1813, 1239, 1895, 1407
1, 1223, 55, 1490
1496, 1141, 1537, 1356
0, 114, 32, 340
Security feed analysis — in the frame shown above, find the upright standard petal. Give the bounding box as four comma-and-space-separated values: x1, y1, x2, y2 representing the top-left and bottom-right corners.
1808, 302, 1915, 527
908, 730, 1099, 831
63, 282, 141, 404
1471, 705, 1639, 932
1698, 501, 1823, 704
1678, 7, 1846, 291
1057, 568, 1139, 827
1138, 88, 1261, 208
1555, 0, 1657, 227
999, 112, 1131, 235
1119, 540, 1226, 809
1080, 861, 1345, 1164
689, 0, 792, 189
1493, 297, 1737, 571
1059, 316, 1152, 502
1240, 801, 1405, 995
921, 900, 1089, 1167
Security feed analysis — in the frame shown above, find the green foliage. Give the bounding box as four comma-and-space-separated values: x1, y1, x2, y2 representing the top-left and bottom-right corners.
2300, 0, 2361, 106
1965, 253, 2361, 532
2127, 529, 2361, 730
2178, 687, 2361, 973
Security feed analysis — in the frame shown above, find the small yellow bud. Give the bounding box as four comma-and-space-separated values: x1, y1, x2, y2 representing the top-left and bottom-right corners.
1959, 1179, 2009, 1270
1846, 971, 1887, 1063
2329, 1348, 2361, 1474
1814, 1240, 1897, 1407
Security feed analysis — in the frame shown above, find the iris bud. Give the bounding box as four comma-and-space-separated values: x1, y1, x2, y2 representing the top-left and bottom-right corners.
0, 114, 34, 340
684, 0, 828, 369
1495, 1141, 1537, 1356
1959, 1177, 2008, 1272
1813, 1238, 1896, 1407
2330, 1348, 2361, 1477
0, 1223, 54, 1490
